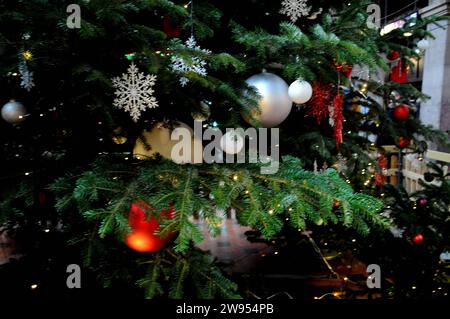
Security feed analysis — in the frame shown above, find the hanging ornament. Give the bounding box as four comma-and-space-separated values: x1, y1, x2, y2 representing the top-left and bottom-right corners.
163, 16, 181, 38
243, 71, 292, 128
112, 62, 159, 122
333, 153, 348, 173
393, 104, 410, 121
18, 62, 35, 92
288, 80, 313, 104
412, 233, 424, 245
423, 172, 435, 183
280, 0, 311, 23
306, 82, 333, 124
125, 201, 176, 253
332, 91, 344, 147
387, 50, 400, 61
191, 100, 211, 121
133, 121, 203, 164
396, 137, 411, 149
342, 65, 353, 78
391, 60, 409, 84
335, 61, 353, 78
375, 154, 388, 187
170, 36, 211, 87
417, 39, 430, 51
219, 131, 244, 155
1, 100, 27, 124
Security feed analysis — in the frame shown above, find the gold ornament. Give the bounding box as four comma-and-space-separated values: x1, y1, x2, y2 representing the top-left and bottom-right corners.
112, 136, 127, 145
22, 50, 33, 61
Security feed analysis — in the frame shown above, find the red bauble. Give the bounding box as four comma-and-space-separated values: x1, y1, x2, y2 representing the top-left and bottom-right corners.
163, 16, 181, 38
393, 105, 410, 121
125, 201, 176, 253
387, 50, 400, 61
397, 137, 411, 149
412, 234, 424, 245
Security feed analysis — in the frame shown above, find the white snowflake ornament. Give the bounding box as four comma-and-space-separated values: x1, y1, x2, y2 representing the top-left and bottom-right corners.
280, 0, 311, 23
19, 63, 35, 92
170, 36, 211, 87
112, 62, 158, 122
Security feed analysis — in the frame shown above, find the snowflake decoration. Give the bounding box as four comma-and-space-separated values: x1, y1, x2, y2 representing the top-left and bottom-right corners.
111, 62, 158, 122
19, 63, 35, 92
334, 153, 348, 174
280, 0, 311, 23
170, 36, 211, 87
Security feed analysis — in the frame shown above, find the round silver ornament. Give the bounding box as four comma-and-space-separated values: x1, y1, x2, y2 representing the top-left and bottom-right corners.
1, 100, 27, 124
244, 72, 292, 127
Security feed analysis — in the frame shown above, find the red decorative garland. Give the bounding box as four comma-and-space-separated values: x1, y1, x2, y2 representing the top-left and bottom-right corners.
306, 82, 333, 124
375, 154, 388, 187
332, 92, 344, 148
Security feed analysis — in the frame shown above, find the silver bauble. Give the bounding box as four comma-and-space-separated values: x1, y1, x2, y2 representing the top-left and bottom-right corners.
1, 100, 27, 124
244, 72, 292, 127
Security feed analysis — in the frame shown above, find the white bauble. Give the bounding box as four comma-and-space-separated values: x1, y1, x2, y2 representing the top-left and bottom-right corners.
1, 100, 27, 124
288, 80, 313, 104
244, 72, 292, 128
417, 38, 430, 51
220, 131, 244, 155
133, 122, 203, 164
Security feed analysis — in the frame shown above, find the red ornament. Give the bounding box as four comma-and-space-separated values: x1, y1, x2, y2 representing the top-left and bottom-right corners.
341, 65, 353, 78
125, 201, 176, 253
412, 234, 424, 245
306, 82, 333, 124
387, 50, 400, 61
391, 60, 408, 84
332, 92, 344, 148
393, 104, 410, 121
163, 16, 181, 38
397, 137, 411, 149
334, 62, 353, 78
375, 154, 388, 187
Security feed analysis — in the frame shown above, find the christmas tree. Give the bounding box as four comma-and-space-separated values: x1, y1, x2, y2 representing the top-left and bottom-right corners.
0, 0, 449, 299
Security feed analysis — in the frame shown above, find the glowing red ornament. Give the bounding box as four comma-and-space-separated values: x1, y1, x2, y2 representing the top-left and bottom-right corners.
125, 201, 176, 253
393, 104, 410, 121
412, 234, 424, 245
